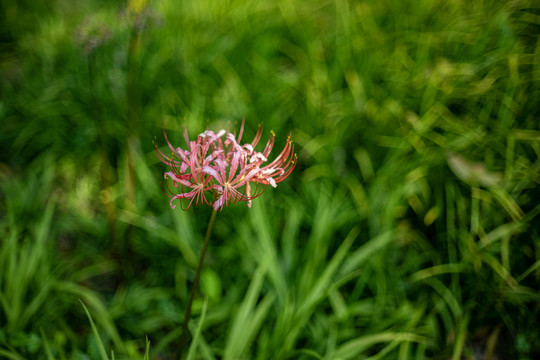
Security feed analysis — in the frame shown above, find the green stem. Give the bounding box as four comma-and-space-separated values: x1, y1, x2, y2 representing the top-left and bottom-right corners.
179, 209, 218, 357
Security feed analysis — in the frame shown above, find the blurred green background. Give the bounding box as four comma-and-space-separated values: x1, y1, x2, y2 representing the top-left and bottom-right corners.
1, 0, 540, 359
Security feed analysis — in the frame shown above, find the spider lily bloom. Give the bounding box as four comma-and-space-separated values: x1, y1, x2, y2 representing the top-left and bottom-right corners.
154, 120, 296, 211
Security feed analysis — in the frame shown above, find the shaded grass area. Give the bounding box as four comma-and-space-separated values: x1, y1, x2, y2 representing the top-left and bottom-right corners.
1, 0, 540, 359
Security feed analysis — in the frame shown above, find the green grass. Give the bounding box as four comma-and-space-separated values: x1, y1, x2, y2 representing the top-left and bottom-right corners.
1, 0, 540, 359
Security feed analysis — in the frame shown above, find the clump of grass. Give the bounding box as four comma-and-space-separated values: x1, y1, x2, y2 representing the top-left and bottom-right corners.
1, 0, 539, 358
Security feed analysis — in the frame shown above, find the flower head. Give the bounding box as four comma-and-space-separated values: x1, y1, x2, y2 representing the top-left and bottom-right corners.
154, 120, 296, 211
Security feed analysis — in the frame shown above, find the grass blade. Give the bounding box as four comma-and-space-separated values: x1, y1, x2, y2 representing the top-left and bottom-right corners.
80, 300, 110, 360
186, 296, 208, 360
331, 332, 428, 360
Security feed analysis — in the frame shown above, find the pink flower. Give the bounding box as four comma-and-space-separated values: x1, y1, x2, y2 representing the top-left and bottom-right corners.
154, 120, 296, 211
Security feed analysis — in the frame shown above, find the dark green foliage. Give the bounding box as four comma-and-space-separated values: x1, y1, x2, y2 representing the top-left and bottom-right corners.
1, 0, 539, 359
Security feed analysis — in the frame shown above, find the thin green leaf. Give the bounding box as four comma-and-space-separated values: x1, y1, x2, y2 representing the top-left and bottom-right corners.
187, 297, 208, 360
331, 333, 428, 360
80, 300, 110, 360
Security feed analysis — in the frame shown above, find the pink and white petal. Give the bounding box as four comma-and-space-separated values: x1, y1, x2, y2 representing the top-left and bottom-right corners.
202, 166, 224, 184
232, 168, 260, 187
246, 182, 253, 208
237, 119, 245, 143
213, 194, 225, 211
203, 149, 223, 166
216, 129, 226, 138
228, 151, 242, 182
249, 152, 267, 164
266, 177, 277, 188
183, 125, 191, 147
165, 171, 193, 187
213, 157, 227, 169
243, 144, 254, 155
